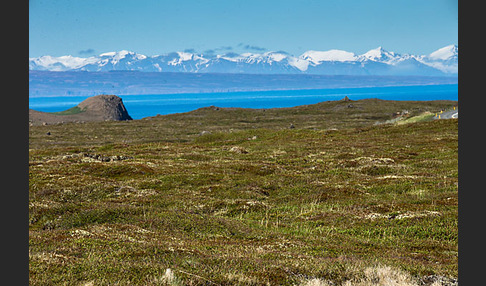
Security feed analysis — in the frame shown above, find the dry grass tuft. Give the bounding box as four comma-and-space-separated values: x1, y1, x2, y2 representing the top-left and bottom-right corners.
343, 265, 418, 286
300, 278, 335, 286
153, 269, 183, 286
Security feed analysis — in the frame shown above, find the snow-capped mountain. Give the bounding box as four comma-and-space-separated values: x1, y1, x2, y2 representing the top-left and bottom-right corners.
418, 44, 458, 74
359, 47, 401, 64
29, 55, 99, 71
428, 44, 458, 61
29, 45, 458, 76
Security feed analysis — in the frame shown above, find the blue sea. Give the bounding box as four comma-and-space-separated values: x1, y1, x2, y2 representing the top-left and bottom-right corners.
29, 84, 458, 120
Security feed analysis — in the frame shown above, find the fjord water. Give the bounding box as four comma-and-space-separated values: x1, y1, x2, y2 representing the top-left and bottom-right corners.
29, 84, 458, 120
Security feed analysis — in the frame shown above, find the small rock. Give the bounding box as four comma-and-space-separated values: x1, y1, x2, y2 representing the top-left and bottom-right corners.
46, 132, 51, 135
229, 146, 248, 154
200, 130, 211, 136
420, 275, 458, 286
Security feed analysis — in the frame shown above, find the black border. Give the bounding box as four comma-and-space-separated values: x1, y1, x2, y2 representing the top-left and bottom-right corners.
6, 0, 29, 284
457, 0, 478, 284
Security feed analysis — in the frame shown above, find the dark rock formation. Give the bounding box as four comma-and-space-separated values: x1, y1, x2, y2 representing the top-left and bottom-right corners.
77, 94, 132, 121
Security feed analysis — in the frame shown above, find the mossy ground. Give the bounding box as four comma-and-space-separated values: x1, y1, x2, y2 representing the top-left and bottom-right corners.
29, 99, 458, 285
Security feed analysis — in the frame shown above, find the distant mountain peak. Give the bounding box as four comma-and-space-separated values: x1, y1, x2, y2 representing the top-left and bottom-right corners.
364, 46, 387, 55
360, 47, 399, 63
428, 44, 458, 60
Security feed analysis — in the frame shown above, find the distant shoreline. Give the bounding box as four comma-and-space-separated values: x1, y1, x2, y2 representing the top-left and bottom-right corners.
29, 71, 457, 98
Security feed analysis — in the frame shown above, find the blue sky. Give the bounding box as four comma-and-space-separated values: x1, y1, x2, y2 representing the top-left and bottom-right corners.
29, 0, 458, 58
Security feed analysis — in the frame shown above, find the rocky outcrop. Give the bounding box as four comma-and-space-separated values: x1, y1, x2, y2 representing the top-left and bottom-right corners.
77, 94, 132, 121
29, 94, 132, 125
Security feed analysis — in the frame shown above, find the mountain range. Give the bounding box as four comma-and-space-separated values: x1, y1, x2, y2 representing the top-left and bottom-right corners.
29, 45, 458, 76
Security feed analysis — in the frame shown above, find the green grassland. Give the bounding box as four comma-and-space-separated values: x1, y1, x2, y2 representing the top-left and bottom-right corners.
29, 98, 458, 285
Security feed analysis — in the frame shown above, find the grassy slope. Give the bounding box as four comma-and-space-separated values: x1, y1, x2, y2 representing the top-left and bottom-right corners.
29, 99, 458, 285
50, 106, 84, 115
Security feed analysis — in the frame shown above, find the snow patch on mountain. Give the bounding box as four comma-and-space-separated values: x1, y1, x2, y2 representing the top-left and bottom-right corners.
266, 52, 287, 62
301, 50, 357, 64
287, 57, 309, 71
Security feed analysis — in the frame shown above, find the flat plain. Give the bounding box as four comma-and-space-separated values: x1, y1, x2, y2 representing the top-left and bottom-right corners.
29, 98, 458, 285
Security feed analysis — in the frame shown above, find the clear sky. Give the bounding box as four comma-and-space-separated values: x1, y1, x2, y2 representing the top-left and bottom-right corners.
29, 0, 458, 58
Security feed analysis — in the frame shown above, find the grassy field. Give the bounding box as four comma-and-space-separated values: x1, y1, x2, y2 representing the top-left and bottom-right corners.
29, 98, 458, 285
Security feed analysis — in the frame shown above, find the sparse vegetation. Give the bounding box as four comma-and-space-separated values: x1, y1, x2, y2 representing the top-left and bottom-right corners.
29, 99, 458, 285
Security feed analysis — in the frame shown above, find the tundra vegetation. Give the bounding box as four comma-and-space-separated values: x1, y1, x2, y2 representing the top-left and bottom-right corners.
29, 98, 458, 285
